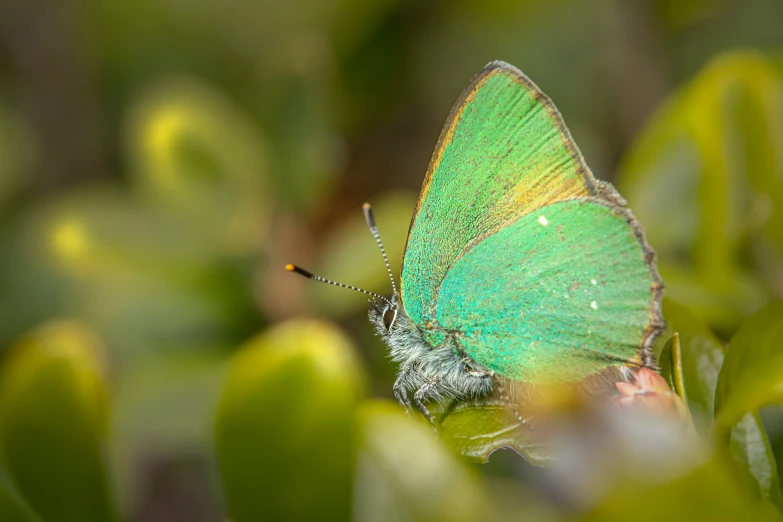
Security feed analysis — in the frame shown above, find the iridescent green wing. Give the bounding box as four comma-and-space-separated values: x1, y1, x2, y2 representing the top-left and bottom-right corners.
402, 61, 598, 332
436, 199, 662, 384
401, 61, 663, 380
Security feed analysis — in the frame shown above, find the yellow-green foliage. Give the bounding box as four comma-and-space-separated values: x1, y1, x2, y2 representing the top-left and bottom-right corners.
2, 2, 783, 520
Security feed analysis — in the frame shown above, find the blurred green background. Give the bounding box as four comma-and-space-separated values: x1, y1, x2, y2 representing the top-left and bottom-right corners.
2, 0, 783, 521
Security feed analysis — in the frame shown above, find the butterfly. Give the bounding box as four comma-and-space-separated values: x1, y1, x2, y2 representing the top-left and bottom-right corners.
288, 61, 664, 427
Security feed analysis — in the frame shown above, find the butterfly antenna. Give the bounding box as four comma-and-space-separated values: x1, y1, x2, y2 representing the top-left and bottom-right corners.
285, 264, 392, 306
362, 203, 398, 296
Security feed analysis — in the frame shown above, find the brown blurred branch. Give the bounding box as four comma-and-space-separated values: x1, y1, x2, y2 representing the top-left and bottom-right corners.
0, 0, 107, 190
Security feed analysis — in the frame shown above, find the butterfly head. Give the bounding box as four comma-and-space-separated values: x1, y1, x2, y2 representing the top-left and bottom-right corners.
369, 293, 399, 332
382, 301, 399, 331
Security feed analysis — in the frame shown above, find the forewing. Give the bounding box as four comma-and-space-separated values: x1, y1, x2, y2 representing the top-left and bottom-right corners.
401, 61, 599, 328
436, 200, 662, 384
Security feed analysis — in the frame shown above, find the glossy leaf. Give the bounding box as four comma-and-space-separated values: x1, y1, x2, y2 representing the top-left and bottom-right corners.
653, 298, 726, 433
659, 333, 687, 403
354, 400, 488, 522
0, 321, 115, 522
730, 412, 783, 507
215, 320, 364, 522
653, 300, 779, 502
430, 397, 549, 466
716, 300, 783, 428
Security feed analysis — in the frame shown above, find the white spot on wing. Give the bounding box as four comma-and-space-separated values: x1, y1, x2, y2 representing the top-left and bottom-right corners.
590, 300, 598, 310
538, 215, 548, 226
591, 279, 597, 285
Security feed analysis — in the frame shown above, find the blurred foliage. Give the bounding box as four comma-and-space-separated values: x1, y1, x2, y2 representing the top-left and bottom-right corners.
353, 400, 490, 522
124, 78, 271, 254
215, 321, 363, 522
617, 51, 783, 334
0, 322, 114, 522
716, 301, 783, 429
2, 0, 783, 521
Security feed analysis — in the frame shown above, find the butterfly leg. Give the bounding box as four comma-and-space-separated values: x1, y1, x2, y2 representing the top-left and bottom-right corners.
466, 368, 495, 380
495, 380, 534, 430
393, 368, 412, 415
414, 376, 441, 431
460, 358, 496, 395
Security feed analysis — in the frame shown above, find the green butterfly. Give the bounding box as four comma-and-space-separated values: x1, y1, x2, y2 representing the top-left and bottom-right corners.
289, 61, 664, 426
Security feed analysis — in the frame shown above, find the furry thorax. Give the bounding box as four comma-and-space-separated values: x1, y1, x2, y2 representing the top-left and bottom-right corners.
368, 295, 496, 410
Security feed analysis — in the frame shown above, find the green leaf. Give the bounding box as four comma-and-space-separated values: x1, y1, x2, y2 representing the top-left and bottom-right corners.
653, 298, 726, 433
654, 300, 780, 503
730, 412, 783, 507
354, 400, 488, 522
715, 300, 783, 428
659, 333, 688, 403
430, 397, 549, 466
215, 320, 364, 522
0, 321, 116, 522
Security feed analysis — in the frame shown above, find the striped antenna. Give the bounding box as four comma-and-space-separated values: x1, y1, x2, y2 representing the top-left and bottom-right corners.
285, 264, 392, 306
362, 203, 398, 296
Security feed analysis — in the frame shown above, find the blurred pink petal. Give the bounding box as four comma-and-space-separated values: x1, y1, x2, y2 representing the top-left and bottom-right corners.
615, 368, 697, 437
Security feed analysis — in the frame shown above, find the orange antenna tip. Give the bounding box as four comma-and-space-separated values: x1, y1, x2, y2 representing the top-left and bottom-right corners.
286, 264, 315, 278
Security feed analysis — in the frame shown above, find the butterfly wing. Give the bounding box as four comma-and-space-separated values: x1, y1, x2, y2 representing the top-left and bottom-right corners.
402, 61, 600, 329
437, 198, 660, 384
400, 61, 662, 379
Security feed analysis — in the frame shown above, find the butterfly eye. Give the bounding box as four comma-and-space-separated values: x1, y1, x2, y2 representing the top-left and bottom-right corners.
382, 307, 397, 330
